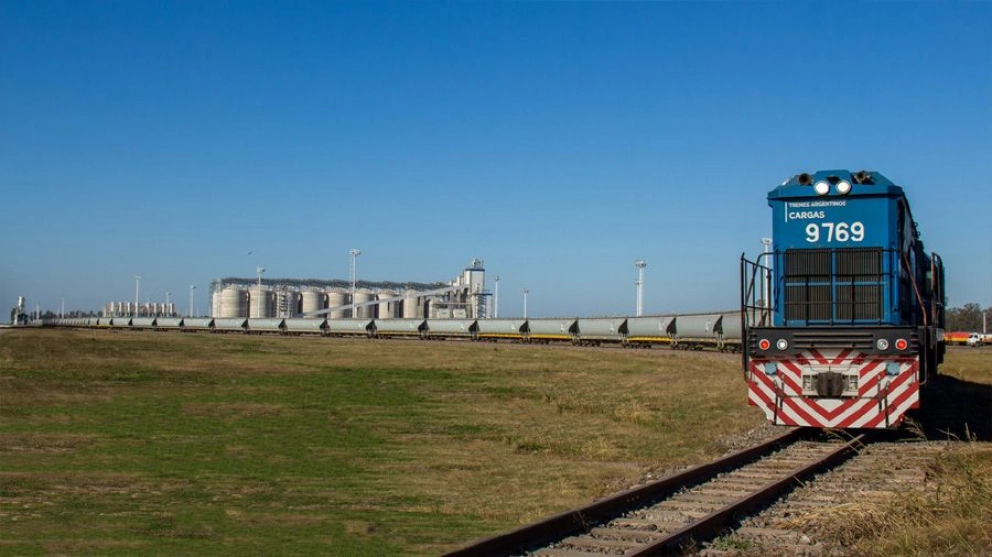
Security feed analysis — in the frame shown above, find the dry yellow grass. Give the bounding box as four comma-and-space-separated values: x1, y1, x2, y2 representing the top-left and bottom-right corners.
808, 443, 992, 556
2, 329, 989, 555
0, 329, 763, 555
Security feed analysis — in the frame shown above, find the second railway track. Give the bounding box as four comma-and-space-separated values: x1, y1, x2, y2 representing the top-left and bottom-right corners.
445, 429, 868, 556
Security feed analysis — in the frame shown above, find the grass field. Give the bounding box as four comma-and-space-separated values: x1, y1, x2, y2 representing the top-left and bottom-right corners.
1, 330, 989, 555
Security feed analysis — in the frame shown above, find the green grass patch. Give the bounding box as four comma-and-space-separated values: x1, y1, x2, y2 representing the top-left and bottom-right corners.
2, 330, 988, 555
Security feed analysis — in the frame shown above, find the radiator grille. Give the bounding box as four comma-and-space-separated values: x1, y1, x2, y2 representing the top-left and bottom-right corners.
783, 248, 885, 324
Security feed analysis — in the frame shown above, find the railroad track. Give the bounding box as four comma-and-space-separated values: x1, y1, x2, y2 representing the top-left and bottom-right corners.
444, 429, 865, 557
698, 437, 947, 556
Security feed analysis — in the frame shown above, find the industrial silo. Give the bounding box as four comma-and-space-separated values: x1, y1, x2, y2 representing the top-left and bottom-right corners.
301, 289, 326, 317
326, 289, 349, 319
217, 286, 249, 318
402, 290, 423, 319
354, 289, 375, 319
248, 289, 274, 319
378, 289, 398, 319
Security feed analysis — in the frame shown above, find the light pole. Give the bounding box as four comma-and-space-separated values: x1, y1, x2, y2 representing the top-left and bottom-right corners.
349, 248, 361, 318
635, 260, 647, 317
522, 288, 529, 319
493, 275, 500, 318
134, 275, 141, 317
761, 238, 773, 311
189, 285, 196, 317
256, 267, 265, 318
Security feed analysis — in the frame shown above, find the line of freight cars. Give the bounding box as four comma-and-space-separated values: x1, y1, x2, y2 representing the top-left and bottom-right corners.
40, 312, 743, 351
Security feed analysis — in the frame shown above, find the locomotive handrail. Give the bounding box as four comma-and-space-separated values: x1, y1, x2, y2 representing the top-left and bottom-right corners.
901, 250, 928, 328
739, 254, 772, 329
740, 254, 774, 380
901, 250, 929, 387
740, 254, 749, 379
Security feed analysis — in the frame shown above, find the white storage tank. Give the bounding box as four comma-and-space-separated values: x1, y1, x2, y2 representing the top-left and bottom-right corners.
354, 289, 375, 319
301, 289, 326, 316
326, 289, 349, 319
402, 290, 422, 319
249, 289, 274, 319
378, 289, 398, 319
216, 287, 248, 318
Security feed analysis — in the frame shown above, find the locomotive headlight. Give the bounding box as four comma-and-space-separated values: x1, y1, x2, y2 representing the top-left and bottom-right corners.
876, 338, 890, 351
776, 339, 789, 350
814, 181, 830, 195
836, 180, 852, 195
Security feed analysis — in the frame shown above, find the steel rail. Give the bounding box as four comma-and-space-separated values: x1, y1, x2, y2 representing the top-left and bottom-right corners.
441, 428, 805, 557
627, 433, 866, 556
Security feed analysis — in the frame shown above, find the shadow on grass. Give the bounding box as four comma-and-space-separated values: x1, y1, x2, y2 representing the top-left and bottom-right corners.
911, 374, 992, 441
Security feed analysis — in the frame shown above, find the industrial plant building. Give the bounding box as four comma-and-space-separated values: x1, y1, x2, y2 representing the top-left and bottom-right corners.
209, 259, 489, 320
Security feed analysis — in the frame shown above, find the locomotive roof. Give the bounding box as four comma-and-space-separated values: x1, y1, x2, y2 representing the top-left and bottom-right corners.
770, 169, 925, 245
769, 169, 905, 200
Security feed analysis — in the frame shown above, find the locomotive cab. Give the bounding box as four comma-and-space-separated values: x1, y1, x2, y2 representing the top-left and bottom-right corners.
741, 170, 945, 429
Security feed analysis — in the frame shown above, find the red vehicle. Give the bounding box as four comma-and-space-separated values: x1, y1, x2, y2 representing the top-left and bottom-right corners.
945, 332, 971, 346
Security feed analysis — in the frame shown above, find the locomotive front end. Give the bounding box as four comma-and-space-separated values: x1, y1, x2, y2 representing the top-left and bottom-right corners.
741, 170, 944, 429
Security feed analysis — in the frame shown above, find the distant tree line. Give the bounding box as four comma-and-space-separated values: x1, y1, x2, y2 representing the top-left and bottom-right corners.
945, 304, 991, 332
40, 310, 99, 319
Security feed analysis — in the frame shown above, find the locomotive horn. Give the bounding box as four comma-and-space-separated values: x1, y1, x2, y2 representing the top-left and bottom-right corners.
798, 173, 813, 185
853, 170, 871, 184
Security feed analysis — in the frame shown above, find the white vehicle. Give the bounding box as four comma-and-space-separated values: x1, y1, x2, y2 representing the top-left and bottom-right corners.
967, 333, 984, 347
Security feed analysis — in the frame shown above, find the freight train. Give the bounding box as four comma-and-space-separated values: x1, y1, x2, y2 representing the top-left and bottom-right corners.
741, 170, 945, 429
35, 312, 743, 350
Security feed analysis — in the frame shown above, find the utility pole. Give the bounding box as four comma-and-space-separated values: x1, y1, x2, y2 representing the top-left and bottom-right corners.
494, 275, 500, 318
349, 249, 361, 318
635, 260, 647, 317
256, 267, 265, 318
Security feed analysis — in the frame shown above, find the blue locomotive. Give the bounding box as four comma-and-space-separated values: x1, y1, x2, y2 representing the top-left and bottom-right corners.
742, 170, 946, 428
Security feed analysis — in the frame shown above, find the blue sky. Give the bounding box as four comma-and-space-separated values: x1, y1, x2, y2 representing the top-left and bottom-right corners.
2, 1, 990, 318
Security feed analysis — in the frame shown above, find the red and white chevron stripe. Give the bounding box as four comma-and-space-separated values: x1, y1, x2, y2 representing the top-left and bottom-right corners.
747, 348, 919, 429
